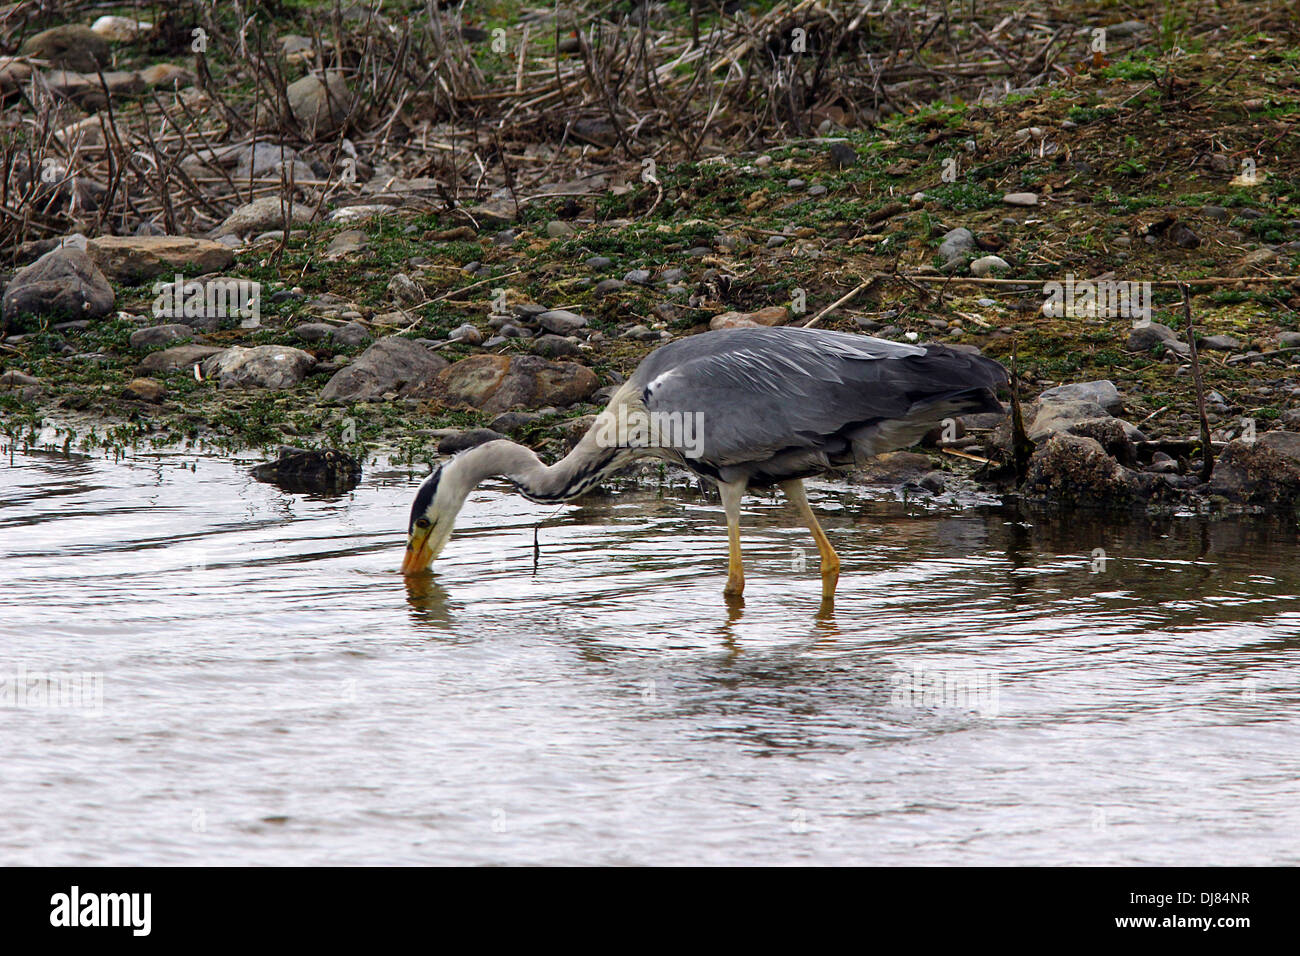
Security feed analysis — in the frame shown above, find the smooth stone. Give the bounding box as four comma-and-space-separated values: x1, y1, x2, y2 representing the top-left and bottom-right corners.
1037, 380, 1123, 415
1002, 192, 1038, 206
286, 71, 352, 137
536, 309, 588, 334
330, 323, 371, 348
122, 378, 166, 402
320, 335, 448, 402
1, 247, 114, 331
970, 255, 1010, 277
1200, 334, 1242, 351
294, 322, 336, 343
201, 345, 316, 389
129, 324, 201, 349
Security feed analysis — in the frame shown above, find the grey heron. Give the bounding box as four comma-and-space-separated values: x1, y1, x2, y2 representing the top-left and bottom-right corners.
402, 326, 1007, 600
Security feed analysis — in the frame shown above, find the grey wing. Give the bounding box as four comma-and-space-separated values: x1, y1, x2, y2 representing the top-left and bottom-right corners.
636, 327, 1004, 479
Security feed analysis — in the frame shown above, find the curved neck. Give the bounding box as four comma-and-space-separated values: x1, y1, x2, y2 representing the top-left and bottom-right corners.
447, 434, 628, 504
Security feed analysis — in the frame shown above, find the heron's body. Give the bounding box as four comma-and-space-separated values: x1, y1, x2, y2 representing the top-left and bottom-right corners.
402, 327, 1007, 602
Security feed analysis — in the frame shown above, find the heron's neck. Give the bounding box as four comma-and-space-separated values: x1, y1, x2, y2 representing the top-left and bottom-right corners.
447, 433, 630, 504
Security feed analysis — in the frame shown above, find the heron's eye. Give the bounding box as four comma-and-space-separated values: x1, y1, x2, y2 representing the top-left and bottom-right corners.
415, 517, 431, 529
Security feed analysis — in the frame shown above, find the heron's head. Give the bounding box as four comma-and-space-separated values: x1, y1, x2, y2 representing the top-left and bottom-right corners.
400, 465, 462, 576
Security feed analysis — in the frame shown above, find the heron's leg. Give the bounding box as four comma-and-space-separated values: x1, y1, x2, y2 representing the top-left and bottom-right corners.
718, 480, 747, 598
779, 479, 840, 596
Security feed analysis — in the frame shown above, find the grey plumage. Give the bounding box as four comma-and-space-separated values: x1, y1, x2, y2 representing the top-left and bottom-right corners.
633, 326, 1007, 485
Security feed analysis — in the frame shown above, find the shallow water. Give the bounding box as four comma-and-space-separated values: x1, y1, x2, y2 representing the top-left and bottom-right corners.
2, 442, 1299, 865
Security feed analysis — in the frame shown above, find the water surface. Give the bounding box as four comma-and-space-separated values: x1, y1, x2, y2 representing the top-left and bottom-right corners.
2, 443, 1298, 864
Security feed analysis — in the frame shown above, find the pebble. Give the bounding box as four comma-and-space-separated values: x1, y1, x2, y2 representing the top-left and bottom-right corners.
451, 324, 483, 345
1200, 334, 1241, 351
970, 255, 1010, 277
122, 378, 166, 403
828, 143, 857, 168
332, 323, 370, 348
293, 322, 335, 343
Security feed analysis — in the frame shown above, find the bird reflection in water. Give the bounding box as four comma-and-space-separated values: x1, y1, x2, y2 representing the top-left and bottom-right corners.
403, 573, 452, 629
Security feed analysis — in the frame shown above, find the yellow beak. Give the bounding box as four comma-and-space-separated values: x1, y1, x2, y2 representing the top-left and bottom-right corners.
401, 527, 434, 576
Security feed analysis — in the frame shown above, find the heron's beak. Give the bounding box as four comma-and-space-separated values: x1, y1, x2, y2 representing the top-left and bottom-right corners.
401, 526, 435, 576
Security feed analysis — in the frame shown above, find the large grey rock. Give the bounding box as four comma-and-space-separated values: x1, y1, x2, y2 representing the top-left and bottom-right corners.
1209, 439, 1300, 508
319, 336, 448, 402
1023, 434, 1161, 508
87, 235, 235, 281
410, 353, 598, 413
1259, 430, 1300, 464
1037, 380, 1123, 415
287, 72, 352, 137
2, 247, 114, 331
216, 196, 313, 237
201, 345, 316, 389
536, 309, 589, 334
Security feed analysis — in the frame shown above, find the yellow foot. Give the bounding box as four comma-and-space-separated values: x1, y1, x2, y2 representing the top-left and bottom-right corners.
821, 560, 840, 596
